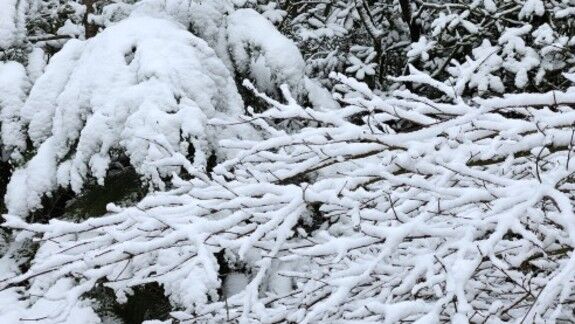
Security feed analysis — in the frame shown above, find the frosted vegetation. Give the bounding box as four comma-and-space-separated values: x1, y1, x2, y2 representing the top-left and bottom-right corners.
0, 0, 575, 323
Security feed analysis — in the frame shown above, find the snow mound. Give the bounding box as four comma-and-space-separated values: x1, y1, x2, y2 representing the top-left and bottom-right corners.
6, 16, 249, 216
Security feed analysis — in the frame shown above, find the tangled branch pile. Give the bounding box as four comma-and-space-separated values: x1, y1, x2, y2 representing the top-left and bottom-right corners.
2, 71, 575, 322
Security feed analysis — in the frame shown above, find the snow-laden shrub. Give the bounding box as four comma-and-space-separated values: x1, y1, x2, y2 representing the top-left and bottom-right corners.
114, 0, 313, 100
1, 0, 341, 218
4, 15, 254, 217
3, 72, 575, 322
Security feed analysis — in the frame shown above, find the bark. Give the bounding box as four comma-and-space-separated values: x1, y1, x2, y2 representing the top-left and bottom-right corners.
83, 0, 98, 39
399, 0, 421, 42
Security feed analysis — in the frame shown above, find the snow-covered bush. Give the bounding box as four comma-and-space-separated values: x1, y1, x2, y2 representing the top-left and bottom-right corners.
2, 0, 339, 218
109, 0, 321, 101
4, 15, 256, 217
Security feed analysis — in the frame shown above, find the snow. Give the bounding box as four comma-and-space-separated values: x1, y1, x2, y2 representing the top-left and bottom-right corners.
223, 272, 249, 297
407, 37, 435, 62
0, 61, 29, 160
303, 77, 341, 111
346, 54, 377, 80
26, 47, 47, 83
0, 0, 27, 50
226, 9, 306, 98
131, 1, 326, 103
131, 1, 308, 96
431, 11, 478, 37
447, 40, 504, 95
519, 0, 546, 19
499, 25, 540, 89
473, 0, 497, 12
57, 19, 84, 38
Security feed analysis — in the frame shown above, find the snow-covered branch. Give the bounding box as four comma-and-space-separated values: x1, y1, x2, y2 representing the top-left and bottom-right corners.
3, 71, 575, 322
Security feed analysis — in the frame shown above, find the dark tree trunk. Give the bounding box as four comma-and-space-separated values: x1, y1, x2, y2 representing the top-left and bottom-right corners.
399, 0, 420, 42
83, 0, 98, 39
